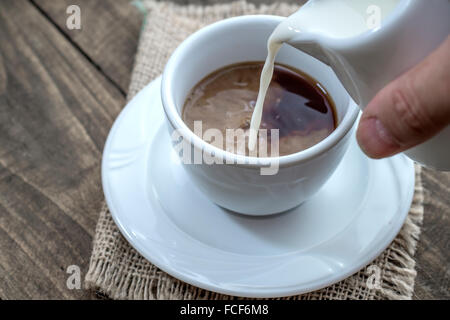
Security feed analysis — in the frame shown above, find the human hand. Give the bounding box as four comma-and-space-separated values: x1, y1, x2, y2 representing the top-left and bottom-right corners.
357, 36, 450, 159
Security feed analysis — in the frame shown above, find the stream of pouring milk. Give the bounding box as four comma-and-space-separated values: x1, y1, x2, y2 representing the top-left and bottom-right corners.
248, 0, 399, 151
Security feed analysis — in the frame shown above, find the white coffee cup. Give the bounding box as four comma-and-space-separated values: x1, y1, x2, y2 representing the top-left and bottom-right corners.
161, 15, 359, 215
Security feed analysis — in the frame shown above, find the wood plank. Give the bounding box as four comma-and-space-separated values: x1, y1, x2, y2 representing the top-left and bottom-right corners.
0, 0, 126, 299
31, 0, 298, 94
0, 0, 448, 300
414, 169, 450, 300
32, 0, 142, 93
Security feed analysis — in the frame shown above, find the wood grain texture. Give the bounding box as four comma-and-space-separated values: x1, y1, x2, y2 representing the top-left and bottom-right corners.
0, 0, 448, 300
0, 0, 124, 299
32, 0, 142, 94
413, 169, 450, 300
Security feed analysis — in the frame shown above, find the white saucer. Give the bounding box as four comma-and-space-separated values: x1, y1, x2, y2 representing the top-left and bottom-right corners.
102, 77, 415, 298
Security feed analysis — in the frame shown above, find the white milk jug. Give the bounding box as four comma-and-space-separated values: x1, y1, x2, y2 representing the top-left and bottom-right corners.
283, 0, 450, 170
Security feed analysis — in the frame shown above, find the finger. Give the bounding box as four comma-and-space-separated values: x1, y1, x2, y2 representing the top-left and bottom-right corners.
356, 36, 450, 159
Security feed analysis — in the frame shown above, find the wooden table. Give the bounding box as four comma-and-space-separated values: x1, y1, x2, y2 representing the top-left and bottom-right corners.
0, 0, 448, 300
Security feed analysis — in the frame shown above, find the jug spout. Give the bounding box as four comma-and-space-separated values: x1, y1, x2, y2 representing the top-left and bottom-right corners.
282, 0, 450, 170
285, 38, 365, 107
285, 0, 450, 109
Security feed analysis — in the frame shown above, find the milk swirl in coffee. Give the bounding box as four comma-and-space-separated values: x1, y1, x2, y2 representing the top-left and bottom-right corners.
183, 62, 336, 157
248, 0, 400, 150
183, 0, 399, 157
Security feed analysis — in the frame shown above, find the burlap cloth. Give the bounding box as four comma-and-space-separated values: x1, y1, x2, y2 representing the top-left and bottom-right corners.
85, 0, 425, 300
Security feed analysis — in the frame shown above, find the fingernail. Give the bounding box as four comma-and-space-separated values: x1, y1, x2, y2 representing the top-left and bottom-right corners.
357, 117, 399, 158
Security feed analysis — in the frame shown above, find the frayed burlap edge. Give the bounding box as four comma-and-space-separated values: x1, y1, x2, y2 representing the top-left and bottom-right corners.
85, 166, 423, 300
85, 0, 424, 300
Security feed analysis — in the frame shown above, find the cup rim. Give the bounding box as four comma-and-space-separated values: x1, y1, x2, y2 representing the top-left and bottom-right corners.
161, 15, 360, 168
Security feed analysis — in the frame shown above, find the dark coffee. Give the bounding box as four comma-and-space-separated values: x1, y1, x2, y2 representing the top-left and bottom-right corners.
182, 62, 336, 156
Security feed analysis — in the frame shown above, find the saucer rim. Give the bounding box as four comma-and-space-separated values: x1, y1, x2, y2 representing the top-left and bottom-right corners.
102, 77, 416, 298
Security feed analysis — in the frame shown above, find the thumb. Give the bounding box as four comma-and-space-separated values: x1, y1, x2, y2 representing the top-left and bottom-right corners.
357, 36, 450, 159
